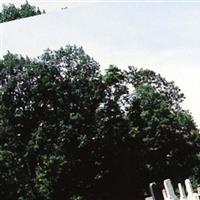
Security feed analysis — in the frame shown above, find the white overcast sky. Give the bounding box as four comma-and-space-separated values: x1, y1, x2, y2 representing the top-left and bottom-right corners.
1, 0, 200, 127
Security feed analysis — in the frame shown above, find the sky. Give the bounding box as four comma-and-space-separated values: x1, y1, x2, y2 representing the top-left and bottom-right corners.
1, 0, 200, 127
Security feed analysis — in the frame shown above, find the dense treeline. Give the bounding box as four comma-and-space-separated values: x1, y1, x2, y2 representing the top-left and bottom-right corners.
0, 46, 200, 200
0, 1, 45, 23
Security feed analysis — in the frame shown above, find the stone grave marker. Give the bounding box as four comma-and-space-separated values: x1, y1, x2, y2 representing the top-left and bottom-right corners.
163, 179, 179, 200
185, 179, 200, 200
162, 189, 167, 200
145, 197, 153, 200
197, 186, 200, 196
178, 183, 187, 200
149, 182, 164, 200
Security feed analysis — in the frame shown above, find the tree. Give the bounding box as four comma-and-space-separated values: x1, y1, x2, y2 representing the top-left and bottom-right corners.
0, 46, 199, 200
125, 67, 200, 195
0, 1, 45, 23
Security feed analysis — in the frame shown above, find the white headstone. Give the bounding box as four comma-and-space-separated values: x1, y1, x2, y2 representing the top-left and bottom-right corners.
197, 186, 200, 196
162, 189, 168, 200
185, 179, 200, 200
163, 179, 179, 200
145, 197, 153, 200
178, 183, 187, 200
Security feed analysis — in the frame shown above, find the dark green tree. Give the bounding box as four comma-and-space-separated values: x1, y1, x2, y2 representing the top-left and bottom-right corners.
0, 1, 45, 23
125, 67, 200, 196
0, 46, 199, 200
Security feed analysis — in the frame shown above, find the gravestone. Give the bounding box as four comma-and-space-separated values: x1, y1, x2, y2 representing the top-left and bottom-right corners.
178, 183, 187, 200
197, 186, 200, 196
146, 178, 200, 200
162, 189, 167, 200
145, 197, 153, 200
149, 182, 164, 200
163, 179, 179, 200
185, 179, 200, 200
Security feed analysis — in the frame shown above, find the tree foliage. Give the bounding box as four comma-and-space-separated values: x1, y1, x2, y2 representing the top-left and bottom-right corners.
0, 1, 45, 23
0, 46, 199, 200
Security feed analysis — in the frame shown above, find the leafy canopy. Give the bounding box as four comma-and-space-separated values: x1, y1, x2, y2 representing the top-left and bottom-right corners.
0, 1, 45, 23
0, 46, 199, 200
